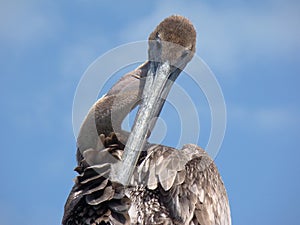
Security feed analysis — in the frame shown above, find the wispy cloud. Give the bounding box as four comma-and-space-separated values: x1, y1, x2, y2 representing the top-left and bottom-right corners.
0, 1, 61, 49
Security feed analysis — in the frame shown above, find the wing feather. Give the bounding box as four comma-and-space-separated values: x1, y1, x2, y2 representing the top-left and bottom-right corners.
135, 144, 231, 225
62, 133, 130, 225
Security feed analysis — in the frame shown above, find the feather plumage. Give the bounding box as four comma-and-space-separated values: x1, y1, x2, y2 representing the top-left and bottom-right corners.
62, 15, 231, 225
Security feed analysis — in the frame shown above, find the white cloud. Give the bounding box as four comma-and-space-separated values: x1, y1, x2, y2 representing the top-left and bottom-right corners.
0, 1, 61, 48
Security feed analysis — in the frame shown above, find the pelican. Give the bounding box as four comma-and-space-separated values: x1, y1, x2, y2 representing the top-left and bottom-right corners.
62, 15, 231, 225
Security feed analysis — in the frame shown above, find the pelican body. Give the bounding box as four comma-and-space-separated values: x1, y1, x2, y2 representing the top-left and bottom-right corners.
63, 15, 231, 225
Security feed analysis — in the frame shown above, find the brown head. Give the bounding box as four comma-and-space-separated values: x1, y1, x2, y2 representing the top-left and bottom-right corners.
148, 15, 196, 71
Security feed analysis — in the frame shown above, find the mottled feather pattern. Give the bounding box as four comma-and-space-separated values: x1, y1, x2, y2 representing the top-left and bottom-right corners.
130, 144, 231, 225
63, 133, 131, 225
64, 132, 231, 225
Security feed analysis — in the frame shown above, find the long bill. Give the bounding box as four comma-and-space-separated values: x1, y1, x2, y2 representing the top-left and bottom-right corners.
113, 61, 180, 185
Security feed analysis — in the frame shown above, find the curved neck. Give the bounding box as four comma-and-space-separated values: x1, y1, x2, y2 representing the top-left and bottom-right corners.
77, 62, 149, 152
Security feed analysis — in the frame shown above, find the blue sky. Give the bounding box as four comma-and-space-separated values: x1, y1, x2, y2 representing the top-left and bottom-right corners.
0, 0, 300, 224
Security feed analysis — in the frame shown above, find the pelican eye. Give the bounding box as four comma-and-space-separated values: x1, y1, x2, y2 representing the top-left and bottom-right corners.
181, 49, 190, 58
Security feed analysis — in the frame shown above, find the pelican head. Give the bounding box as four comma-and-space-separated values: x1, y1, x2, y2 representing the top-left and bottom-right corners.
115, 15, 196, 185
148, 15, 196, 73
